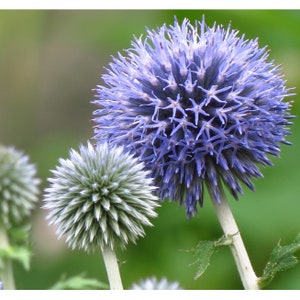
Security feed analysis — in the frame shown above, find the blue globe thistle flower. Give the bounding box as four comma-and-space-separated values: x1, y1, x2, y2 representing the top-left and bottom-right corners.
93, 18, 294, 218
43, 142, 159, 252
0, 145, 40, 227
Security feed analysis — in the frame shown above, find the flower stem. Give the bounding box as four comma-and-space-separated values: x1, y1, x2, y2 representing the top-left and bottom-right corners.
101, 245, 123, 290
0, 224, 16, 290
211, 195, 259, 290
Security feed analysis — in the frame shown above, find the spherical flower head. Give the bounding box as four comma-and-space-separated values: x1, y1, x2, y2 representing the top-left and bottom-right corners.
93, 18, 294, 218
0, 145, 40, 228
130, 276, 183, 290
43, 142, 159, 252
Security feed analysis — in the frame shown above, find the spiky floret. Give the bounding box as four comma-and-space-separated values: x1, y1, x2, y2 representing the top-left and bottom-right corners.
0, 145, 40, 227
130, 276, 183, 290
43, 142, 159, 252
93, 17, 294, 217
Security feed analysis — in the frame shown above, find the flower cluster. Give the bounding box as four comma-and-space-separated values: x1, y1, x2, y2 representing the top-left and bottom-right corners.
130, 276, 183, 290
93, 18, 293, 217
43, 142, 159, 252
0, 145, 40, 227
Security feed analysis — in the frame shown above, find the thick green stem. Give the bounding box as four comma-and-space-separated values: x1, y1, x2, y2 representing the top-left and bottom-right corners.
101, 245, 123, 290
0, 225, 16, 290
211, 196, 259, 290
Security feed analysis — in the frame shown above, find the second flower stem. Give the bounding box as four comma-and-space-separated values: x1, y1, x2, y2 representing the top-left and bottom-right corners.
101, 245, 123, 290
211, 195, 259, 290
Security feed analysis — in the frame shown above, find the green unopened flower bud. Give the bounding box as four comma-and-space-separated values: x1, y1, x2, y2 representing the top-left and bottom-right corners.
0, 145, 40, 228
43, 142, 160, 252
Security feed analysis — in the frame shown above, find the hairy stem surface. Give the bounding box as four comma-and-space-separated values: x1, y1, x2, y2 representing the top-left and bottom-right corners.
101, 245, 123, 290
211, 195, 259, 290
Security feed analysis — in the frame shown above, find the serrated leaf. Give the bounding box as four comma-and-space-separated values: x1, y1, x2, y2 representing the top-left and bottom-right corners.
0, 245, 31, 271
259, 233, 300, 288
190, 240, 216, 279
190, 235, 231, 280
49, 273, 109, 290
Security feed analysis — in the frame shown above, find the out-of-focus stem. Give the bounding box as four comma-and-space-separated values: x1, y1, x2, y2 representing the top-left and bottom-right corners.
0, 224, 16, 290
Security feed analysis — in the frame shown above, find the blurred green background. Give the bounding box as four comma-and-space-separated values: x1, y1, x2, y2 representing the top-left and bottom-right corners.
0, 10, 299, 290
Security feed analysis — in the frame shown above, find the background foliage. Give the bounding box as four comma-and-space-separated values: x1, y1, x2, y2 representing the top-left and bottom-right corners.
0, 10, 299, 289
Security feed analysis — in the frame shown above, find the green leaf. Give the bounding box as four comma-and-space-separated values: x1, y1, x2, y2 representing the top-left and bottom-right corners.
8, 225, 31, 245
0, 245, 31, 271
259, 233, 300, 288
49, 273, 109, 290
190, 235, 232, 280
